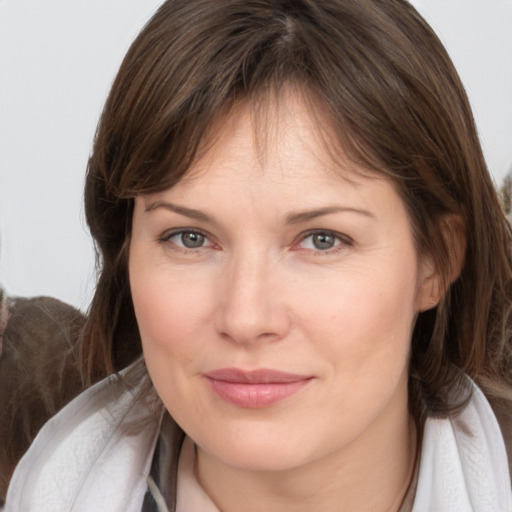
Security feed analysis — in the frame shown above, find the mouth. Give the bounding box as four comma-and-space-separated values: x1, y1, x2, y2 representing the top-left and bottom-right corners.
204, 368, 314, 408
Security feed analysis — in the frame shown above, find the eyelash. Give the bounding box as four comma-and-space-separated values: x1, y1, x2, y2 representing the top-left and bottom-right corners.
159, 229, 353, 255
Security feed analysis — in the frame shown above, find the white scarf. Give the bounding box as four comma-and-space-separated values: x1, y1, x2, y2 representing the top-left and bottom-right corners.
5, 374, 511, 511
414, 383, 511, 511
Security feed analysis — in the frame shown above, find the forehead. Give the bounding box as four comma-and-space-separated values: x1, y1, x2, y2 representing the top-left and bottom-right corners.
139, 88, 408, 227
179, 86, 373, 189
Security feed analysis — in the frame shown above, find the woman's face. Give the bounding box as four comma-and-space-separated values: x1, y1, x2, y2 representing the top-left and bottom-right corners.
129, 90, 436, 474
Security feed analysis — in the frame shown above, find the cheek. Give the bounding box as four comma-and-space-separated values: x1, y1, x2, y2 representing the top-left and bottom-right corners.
131, 274, 214, 361
130, 272, 213, 422
129, 263, 226, 436
134, 282, 195, 342
297, 260, 418, 376
128, 238, 216, 367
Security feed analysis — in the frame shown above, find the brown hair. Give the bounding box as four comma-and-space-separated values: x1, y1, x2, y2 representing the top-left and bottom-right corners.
0, 295, 86, 502
82, 0, 512, 425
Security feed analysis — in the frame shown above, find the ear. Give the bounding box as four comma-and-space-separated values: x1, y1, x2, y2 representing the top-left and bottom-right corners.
417, 214, 466, 312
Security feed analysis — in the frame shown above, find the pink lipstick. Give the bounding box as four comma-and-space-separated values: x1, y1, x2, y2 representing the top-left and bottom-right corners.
204, 368, 312, 408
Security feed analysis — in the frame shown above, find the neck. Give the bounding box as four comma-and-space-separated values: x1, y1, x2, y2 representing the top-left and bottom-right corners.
195, 412, 417, 512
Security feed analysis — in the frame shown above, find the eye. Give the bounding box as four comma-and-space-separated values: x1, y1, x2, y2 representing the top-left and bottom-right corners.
297, 231, 351, 252
178, 231, 206, 249
161, 230, 214, 250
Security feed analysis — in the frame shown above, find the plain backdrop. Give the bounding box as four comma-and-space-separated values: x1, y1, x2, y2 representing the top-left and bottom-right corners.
1, 0, 512, 310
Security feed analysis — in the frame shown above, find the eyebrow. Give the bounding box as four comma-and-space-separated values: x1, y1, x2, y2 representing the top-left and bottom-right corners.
284, 206, 374, 224
145, 200, 214, 223
145, 201, 374, 225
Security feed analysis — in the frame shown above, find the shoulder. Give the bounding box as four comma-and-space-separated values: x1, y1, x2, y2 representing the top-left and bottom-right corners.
414, 380, 512, 510
5, 363, 164, 512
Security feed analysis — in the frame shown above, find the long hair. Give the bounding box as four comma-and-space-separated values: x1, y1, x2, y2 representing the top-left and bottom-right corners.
82, 0, 512, 424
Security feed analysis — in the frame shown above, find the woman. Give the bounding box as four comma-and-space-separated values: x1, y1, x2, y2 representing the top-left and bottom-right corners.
5, 0, 512, 510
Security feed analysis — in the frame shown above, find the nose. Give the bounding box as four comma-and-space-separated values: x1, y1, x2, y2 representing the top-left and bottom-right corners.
214, 249, 291, 346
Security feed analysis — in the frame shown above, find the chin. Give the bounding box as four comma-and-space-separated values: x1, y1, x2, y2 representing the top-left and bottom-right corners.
193, 419, 323, 473
203, 443, 308, 473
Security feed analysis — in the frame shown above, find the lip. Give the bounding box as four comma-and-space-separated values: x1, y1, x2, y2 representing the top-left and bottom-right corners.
204, 368, 313, 408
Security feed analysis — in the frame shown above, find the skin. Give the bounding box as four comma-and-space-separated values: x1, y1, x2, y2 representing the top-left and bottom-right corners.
129, 89, 439, 512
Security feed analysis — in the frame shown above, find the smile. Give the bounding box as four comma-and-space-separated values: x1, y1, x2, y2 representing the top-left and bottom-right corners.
204, 368, 313, 408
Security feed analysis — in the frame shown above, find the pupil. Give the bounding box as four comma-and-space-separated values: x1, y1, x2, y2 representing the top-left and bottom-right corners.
182, 232, 205, 248
313, 233, 335, 250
